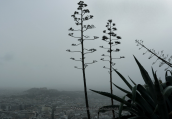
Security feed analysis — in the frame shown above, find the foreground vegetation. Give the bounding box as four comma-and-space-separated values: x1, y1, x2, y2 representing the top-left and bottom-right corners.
91, 56, 172, 119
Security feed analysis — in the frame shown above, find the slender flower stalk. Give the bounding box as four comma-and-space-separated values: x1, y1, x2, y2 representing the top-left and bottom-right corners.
100, 20, 124, 118
67, 1, 98, 119
136, 39, 172, 71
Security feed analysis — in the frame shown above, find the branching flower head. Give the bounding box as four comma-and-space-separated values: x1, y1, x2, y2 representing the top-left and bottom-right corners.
71, 15, 75, 18
112, 28, 117, 30
102, 36, 108, 40
83, 9, 90, 13
93, 60, 97, 63
94, 36, 99, 39
116, 36, 121, 39
69, 27, 74, 31
115, 49, 120, 52
70, 57, 75, 60
90, 15, 93, 19
77, 1, 87, 10
74, 11, 79, 14
108, 19, 112, 23
72, 44, 76, 46
66, 49, 70, 52
115, 41, 120, 44
68, 33, 73, 36
112, 34, 116, 37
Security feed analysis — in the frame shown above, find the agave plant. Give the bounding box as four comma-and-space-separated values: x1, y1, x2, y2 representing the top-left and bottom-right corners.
91, 55, 172, 119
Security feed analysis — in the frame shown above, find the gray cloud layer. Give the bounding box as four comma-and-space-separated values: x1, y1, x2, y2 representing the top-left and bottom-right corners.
0, 0, 172, 92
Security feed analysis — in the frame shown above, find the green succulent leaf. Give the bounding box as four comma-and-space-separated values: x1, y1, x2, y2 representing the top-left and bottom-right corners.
133, 55, 156, 101
113, 83, 131, 94
137, 84, 156, 108
122, 106, 145, 117
126, 93, 154, 115
153, 70, 169, 119
119, 95, 126, 119
128, 76, 136, 85
151, 104, 158, 116
90, 89, 132, 107
114, 69, 132, 90
132, 85, 138, 105
163, 86, 172, 99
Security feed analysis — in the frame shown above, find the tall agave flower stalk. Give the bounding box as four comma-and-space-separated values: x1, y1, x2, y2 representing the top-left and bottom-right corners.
67, 1, 98, 119
100, 19, 124, 118
135, 39, 172, 71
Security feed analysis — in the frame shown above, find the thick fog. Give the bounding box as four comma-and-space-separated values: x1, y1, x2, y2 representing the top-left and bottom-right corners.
0, 0, 172, 94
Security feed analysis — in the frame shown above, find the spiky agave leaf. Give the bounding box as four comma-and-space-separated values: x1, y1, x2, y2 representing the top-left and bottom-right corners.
137, 84, 156, 108
114, 69, 157, 117
126, 92, 159, 118
114, 69, 132, 90
132, 85, 137, 105
128, 76, 136, 85
133, 55, 157, 102
152, 69, 169, 119
163, 86, 172, 99
119, 95, 126, 119
113, 83, 131, 94
90, 89, 134, 107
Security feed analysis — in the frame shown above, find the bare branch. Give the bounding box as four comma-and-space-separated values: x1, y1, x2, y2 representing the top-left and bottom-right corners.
66, 49, 81, 53
83, 35, 89, 38
85, 60, 97, 65
71, 35, 81, 38
111, 57, 121, 59
103, 66, 110, 70
68, 33, 81, 38
112, 49, 120, 52
112, 39, 119, 40
135, 39, 172, 68
100, 58, 110, 62
71, 43, 81, 46
83, 36, 99, 40
74, 66, 82, 69
70, 57, 82, 61
84, 52, 94, 55
99, 46, 110, 49
69, 27, 81, 31
84, 48, 96, 54
102, 54, 110, 57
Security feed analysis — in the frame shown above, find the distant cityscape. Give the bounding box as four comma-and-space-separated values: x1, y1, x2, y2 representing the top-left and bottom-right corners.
0, 87, 130, 119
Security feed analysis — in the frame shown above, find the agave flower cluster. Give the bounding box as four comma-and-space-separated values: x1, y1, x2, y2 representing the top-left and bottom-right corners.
99, 19, 125, 118
67, 1, 99, 119
136, 39, 172, 71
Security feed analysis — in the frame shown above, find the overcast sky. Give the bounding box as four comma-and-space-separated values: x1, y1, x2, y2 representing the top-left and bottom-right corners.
0, 0, 172, 93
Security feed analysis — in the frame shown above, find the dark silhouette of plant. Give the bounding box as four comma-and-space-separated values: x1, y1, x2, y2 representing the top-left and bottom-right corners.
67, 1, 98, 119
136, 39, 172, 71
91, 56, 172, 119
100, 19, 124, 118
